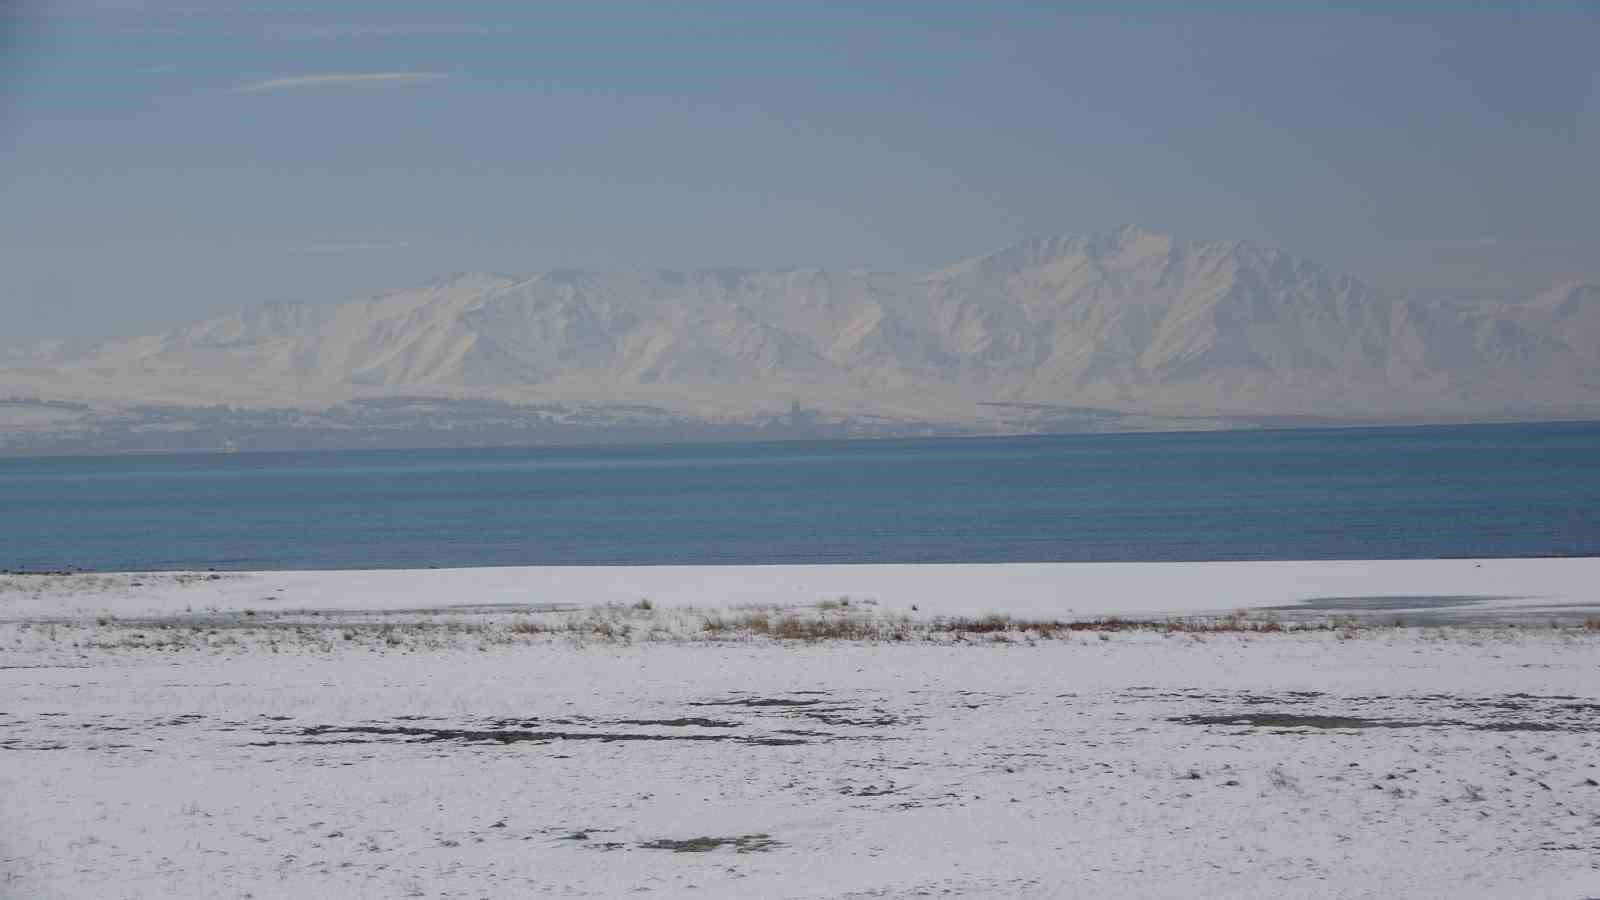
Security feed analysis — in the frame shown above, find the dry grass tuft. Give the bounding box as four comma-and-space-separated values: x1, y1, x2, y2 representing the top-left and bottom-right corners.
925, 612, 1300, 637
702, 611, 909, 642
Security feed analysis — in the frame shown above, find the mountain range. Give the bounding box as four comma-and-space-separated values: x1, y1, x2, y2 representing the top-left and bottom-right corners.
3, 226, 1596, 451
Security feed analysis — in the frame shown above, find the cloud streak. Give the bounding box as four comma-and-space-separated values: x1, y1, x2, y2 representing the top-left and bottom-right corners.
234, 72, 446, 94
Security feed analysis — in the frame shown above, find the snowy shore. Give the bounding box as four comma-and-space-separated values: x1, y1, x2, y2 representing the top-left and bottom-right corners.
5, 556, 1600, 622
3, 559, 1599, 898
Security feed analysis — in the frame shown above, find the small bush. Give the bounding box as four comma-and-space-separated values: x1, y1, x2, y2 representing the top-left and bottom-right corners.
566, 615, 621, 640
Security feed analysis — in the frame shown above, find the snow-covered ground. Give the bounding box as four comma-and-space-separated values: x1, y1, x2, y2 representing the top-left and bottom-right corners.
5, 556, 1600, 622
3, 560, 1599, 898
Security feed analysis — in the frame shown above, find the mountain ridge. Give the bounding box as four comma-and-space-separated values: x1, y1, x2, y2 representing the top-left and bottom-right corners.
5, 228, 1597, 430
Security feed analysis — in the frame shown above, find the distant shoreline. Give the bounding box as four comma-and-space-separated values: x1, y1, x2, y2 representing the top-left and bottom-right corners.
3, 408, 1598, 460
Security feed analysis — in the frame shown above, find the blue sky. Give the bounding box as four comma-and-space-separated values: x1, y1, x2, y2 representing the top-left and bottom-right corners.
3, 1, 1598, 340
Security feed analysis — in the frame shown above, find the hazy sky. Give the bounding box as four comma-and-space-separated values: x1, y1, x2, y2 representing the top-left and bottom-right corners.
3, 1, 1598, 341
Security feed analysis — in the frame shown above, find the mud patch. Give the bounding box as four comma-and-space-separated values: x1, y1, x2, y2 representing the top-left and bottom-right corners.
1174, 712, 1587, 732
691, 694, 910, 728
249, 724, 807, 747
799, 710, 904, 727
638, 834, 780, 853
690, 697, 825, 708
614, 718, 738, 728
0, 739, 68, 750
1175, 713, 1425, 730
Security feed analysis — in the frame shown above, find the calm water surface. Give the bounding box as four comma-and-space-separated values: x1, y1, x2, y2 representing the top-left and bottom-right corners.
2, 422, 1597, 571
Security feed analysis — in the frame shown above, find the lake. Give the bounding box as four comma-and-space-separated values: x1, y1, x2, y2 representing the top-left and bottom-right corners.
2, 421, 1597, 571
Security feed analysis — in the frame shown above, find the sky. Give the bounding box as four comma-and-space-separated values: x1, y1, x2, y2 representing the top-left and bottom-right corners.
2, 0, 1598, 342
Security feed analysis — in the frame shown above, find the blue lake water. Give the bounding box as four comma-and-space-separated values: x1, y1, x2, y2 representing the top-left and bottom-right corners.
2, 422, 1597, 571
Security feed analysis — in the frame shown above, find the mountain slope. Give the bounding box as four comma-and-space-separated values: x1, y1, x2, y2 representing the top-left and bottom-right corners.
6, 227, 1596, 425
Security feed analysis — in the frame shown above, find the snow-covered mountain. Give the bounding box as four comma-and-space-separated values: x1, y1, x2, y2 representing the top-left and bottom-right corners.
6, 227, 1598, 425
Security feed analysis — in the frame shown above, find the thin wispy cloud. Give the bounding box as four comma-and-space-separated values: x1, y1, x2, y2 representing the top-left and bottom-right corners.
233, 72, 446, 94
